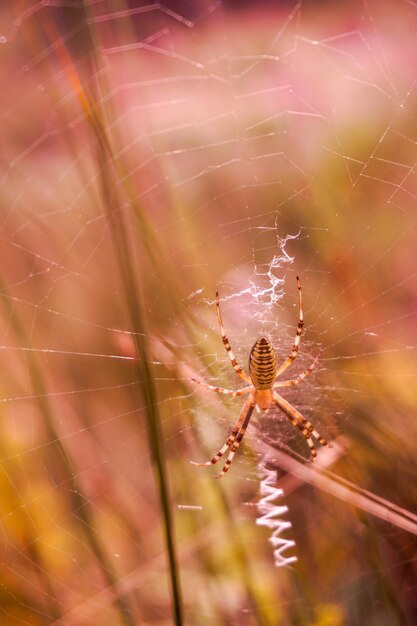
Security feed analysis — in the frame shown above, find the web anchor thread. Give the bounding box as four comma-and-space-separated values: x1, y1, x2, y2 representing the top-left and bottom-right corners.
256, 463, 297, 567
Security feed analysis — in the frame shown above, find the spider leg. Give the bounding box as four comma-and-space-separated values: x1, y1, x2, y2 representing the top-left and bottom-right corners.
273, 392, 331, 460
191, 378, 252, 397
190, 397, 254, 468
216, 291, 252, 383
215, 400, 255, 478
274, 352, 321, 388
275, 276, 304, 378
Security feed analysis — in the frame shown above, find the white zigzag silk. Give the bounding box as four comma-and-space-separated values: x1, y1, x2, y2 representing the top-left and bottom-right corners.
256, 464, 297, 567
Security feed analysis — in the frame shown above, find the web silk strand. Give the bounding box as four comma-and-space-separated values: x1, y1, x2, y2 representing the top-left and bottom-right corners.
256, 464, 297, 567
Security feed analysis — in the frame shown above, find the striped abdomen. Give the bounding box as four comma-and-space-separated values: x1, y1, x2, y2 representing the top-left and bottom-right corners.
249, 337, 278, 390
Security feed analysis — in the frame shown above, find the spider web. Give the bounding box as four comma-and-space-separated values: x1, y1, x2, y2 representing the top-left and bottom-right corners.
1, 1, 417, 625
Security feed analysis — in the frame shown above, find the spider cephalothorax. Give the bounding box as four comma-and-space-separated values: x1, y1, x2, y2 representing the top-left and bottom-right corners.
191, 277, 331, 478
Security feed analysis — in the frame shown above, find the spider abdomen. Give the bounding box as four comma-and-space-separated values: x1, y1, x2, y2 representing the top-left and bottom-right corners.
249, 337, 278, 390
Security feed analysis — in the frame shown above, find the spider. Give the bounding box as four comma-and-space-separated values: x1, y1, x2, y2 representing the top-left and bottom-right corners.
190, 276, 331, 478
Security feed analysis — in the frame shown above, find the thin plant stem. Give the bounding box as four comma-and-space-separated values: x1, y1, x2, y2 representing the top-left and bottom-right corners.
0, 277, 137, 626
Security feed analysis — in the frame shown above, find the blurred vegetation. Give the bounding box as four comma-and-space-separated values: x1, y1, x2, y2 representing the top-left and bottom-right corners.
0, 1, 417, 625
